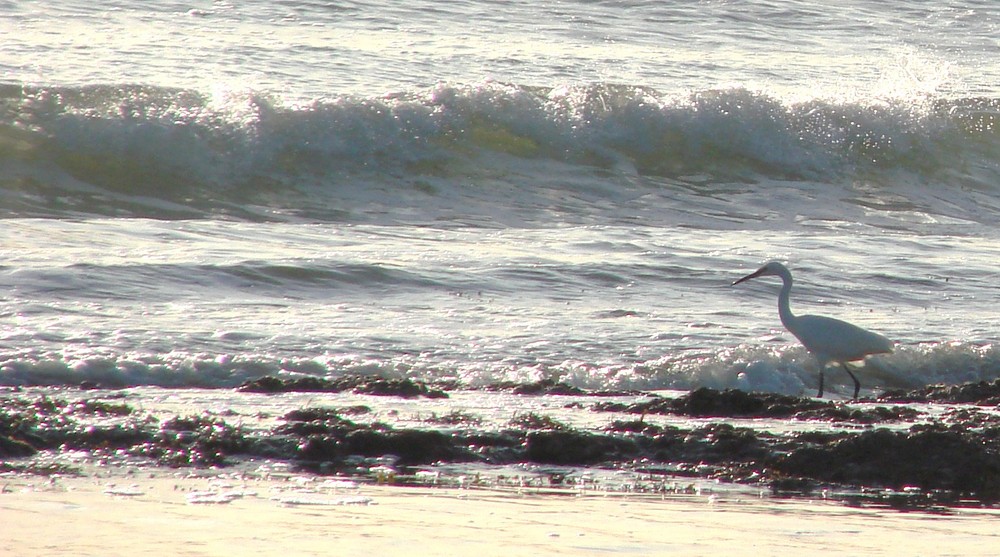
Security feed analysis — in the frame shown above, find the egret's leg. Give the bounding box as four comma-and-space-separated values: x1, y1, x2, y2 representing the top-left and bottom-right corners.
842, 363, 861, 400
817, 368, 825, 398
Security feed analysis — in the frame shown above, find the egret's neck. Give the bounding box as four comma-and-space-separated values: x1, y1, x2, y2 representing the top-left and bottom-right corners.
777, 273, 797, 330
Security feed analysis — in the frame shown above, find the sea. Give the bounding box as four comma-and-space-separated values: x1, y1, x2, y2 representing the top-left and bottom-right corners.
2, 0, 999, 395
2, 0, 1000, 502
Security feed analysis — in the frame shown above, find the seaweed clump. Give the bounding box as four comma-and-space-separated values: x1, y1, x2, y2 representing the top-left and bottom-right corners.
773, 426, 1000, 501
594, 387, 924, 424
237, 375, 448, 398
0, 396, 148, 454
593, 388, 828, 418
879, 379, 1000, 405
129, 414, 250, 467
281, 407, 472, 472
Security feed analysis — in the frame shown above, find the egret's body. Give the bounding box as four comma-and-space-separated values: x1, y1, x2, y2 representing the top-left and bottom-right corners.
733, 261, 893, 399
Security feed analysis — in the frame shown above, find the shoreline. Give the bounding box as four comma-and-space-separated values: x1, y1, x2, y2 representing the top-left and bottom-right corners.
4, 469, 1000, 557
5, 382, 1000, 513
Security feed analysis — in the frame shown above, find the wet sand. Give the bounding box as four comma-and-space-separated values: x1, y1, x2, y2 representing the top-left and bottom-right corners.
3, 471, 999, 557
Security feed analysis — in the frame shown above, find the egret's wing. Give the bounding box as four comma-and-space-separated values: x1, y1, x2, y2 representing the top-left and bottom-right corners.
793, 314, 893, 362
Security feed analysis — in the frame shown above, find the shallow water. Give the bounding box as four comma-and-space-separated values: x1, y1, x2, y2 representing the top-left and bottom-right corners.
6, 383, 1000, 511
1, 219, 1000, 397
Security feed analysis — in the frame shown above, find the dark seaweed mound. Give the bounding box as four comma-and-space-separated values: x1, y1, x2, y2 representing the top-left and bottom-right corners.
237, 375, 448, 398
594, 387, 921, 422
774, 427, 1000, 498
879, 379, 1000, 405
594, 387, 827, 417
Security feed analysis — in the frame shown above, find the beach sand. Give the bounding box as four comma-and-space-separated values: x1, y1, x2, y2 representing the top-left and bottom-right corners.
3, 470, 999, 557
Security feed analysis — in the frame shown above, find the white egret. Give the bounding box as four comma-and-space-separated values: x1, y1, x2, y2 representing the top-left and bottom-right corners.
732, 261, 893, 399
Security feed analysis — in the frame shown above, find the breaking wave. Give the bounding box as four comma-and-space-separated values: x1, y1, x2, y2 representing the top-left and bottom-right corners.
2, 341, 1000, 398
0, 81, 996, 222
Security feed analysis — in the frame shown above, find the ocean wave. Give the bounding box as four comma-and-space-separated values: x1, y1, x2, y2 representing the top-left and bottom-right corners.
606, 342, 1000, 399
0, 81, 997, 221
2, 341, 1000, 397
1, 260, 451, 305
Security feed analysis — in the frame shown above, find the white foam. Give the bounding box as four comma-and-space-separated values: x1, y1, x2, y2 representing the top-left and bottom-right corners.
274, 496, 375, 507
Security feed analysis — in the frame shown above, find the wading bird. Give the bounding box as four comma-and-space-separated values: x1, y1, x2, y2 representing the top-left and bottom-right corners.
732, 261, 893, 399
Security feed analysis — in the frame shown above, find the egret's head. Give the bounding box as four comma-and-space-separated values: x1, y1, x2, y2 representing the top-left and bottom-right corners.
732, 261, 789, 286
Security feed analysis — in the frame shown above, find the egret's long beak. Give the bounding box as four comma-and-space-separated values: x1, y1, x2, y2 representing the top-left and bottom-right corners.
732, 268, 765, 286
